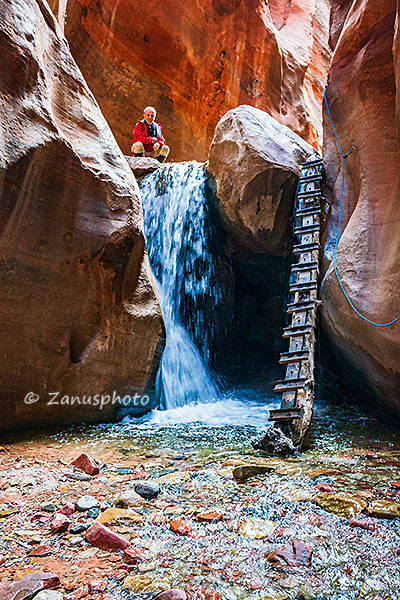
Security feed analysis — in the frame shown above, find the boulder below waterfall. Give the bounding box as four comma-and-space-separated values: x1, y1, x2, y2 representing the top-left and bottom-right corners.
207, 105, 316, 256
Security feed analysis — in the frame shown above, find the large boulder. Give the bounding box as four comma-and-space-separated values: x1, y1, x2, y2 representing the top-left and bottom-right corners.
47, 0, 331, 160
0, 0, 163, 430
321, 0, 400, 416
207, 105, 316, 255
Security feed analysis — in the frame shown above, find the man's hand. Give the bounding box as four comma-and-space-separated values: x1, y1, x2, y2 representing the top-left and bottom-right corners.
151, 137, 158, 143
153, 142, 160, 151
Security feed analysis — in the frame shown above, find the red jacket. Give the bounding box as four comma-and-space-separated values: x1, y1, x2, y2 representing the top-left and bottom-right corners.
132, 120, 166, 153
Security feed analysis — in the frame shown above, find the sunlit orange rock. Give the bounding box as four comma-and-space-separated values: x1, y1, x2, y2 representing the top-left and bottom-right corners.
49, 0, 331, 160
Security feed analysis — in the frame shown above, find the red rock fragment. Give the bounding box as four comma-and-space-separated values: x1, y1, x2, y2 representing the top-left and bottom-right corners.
315, 483, 334, 492
349, 518, 377, 531
0, 555, 5, 566
123, 547, 145, 564
66, 586, 88, 600
186, 587, 222, 600
31, 512, 52, 523
85, 521, 130, 551
390, 481, 400, 489
28, 544, 53, 556
154, 590, 187, 600
266, 538, 313, 568
50, 513, 72, 533
170, 518, 192, 536
71, 453, 99, 475
89, 580, 107, 592
59, 503, 75, 516
0, 573, 60, 600
196, 511, 223, 523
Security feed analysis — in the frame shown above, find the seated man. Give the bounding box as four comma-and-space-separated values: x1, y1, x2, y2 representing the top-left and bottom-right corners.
131, 106, 170, 163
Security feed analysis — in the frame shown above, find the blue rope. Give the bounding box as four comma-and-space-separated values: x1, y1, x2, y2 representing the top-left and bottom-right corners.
323, 84, 400, 326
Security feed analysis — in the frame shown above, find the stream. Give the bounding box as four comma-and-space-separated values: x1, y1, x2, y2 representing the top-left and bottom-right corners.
0, 163, 399, 599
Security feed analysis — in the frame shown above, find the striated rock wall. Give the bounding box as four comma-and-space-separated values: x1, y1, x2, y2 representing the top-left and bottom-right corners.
0, 0, 164, 430
48, 0, 332, 161
321, 0, 400, 416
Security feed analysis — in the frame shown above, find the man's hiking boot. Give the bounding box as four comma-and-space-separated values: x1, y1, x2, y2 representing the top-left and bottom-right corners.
132, 152, 144, 158
156, 155, 167, 163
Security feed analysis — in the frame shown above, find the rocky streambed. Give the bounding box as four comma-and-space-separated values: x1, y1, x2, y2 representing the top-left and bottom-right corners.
1, 400, 400, 600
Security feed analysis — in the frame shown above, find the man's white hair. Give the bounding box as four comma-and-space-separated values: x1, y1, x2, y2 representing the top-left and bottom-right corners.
143, 106, 156, 114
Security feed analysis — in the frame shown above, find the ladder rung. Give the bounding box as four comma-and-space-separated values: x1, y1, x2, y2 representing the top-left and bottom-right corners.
302, 158, 323, 166
299, 173, 322, 181
289, 282, 318, 293
287, 300, 319, 311
274, 379, 309, 393
268, 407, 302, 422
283, 326, 313, 338
293, 243, 319, 253
294, 225, 320, 235
279, 351, 310, 364
297, 190, 322, 198
292, 261, 319, 272
295, 207, 321, 217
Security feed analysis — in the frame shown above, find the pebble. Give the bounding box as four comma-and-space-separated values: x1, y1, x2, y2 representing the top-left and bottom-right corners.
196, 511, 224, 523
28, 544, 53, 556
0, 573, 60, 600
232, 464, 274, 482
134, 480, 161, 500
59, 503, 75, 516
50, 513, 72, 533
69, 523, 90, 534
85, 521, 131, 550
124, 547, 146, 564
76, 495, 100, 511
238, 517, 276, 539
0, 555, 5, 566
71, 453, 99, 475
34, 591, 63, 600
122, 575, 170, 594
96, 507, 142, 525
366, 499, 400, 519
41, 503, 57, 513
156, 471, 190, 485
170, 518, 192, 536
63, 470, 92, 482
115, 490, 146, 508
349, 517, 377, 531
87, 507, 101, 519
314, 492, 367, 519
267, 538, 312, 568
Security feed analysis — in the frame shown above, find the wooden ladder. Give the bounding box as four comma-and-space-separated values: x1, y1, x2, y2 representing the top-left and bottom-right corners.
268, 156, 323, 447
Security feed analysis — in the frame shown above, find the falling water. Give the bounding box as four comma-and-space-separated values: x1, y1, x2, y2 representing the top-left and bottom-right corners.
140, 162, 221, 410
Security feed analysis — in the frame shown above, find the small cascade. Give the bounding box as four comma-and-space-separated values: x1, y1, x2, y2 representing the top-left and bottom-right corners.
140, 162, 222, 410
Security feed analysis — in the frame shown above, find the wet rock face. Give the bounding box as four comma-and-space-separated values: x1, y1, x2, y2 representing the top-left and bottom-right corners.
0, 0, 163, 430
48, 0, 331, 160
321, 0, 400, 416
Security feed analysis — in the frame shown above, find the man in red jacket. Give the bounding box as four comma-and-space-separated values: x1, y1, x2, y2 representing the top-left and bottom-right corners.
131, 106, 170, 163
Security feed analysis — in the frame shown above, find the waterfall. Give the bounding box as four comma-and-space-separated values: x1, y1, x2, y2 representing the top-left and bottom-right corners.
140, 162, 221, 410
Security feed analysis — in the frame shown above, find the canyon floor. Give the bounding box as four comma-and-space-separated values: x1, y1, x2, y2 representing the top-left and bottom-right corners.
1, 398, 400, 600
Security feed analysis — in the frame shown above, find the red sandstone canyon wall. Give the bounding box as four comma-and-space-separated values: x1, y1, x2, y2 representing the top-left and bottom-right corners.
48, 0, 331, 161
321, 0, 400, 415
0, 0, 163, 430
